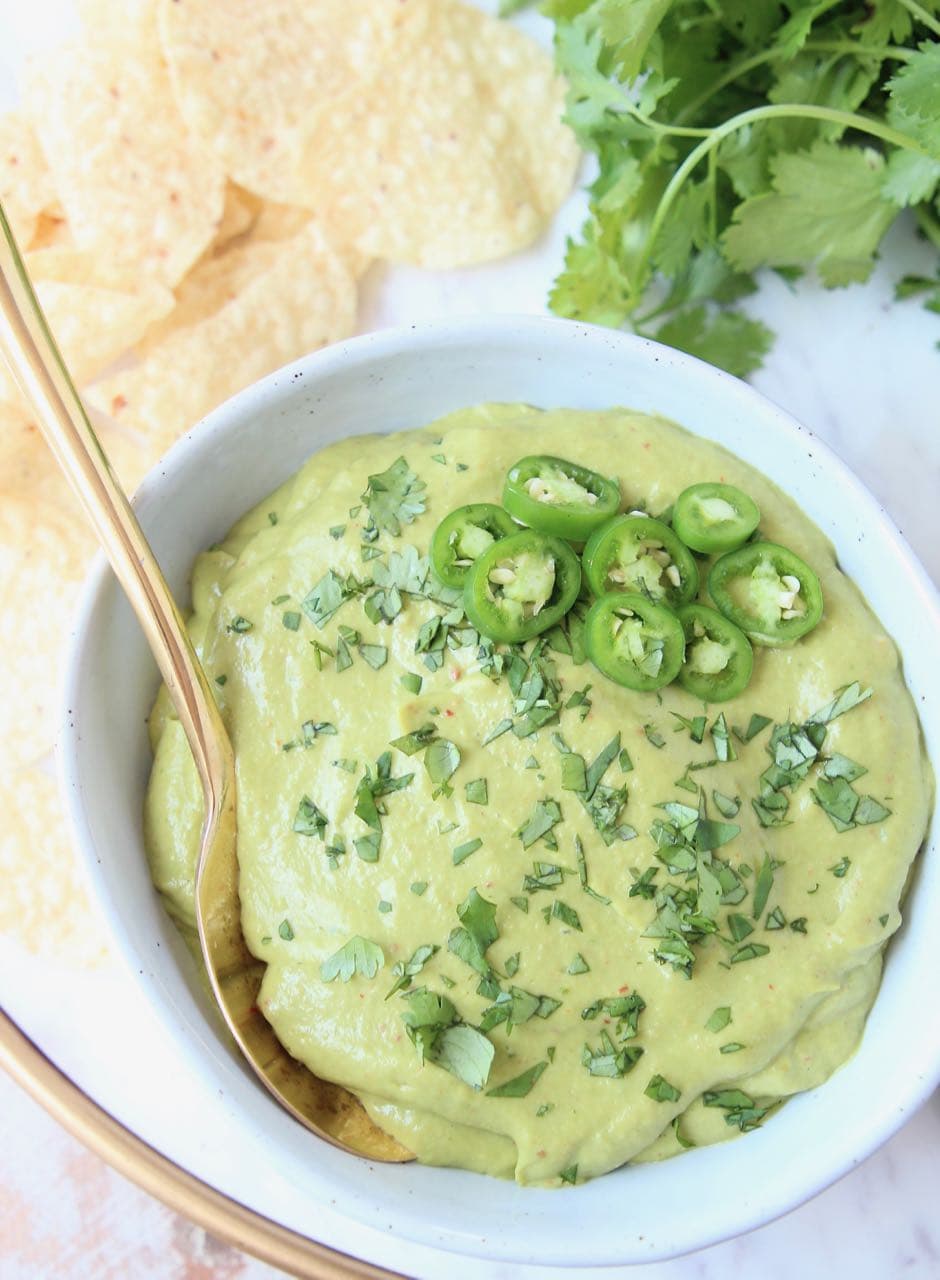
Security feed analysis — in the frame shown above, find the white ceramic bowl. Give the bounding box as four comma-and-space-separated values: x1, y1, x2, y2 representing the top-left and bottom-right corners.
60, 316, 940, 1267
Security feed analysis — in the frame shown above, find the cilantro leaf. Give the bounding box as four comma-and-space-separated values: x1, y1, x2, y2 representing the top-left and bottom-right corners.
320, 936, 385, 983
487, 1060, 548, 1099
653, 305, 773, 379
361, 457, 427, 537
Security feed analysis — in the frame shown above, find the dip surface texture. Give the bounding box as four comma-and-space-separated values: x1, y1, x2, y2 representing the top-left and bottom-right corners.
145, 405, 932, 1186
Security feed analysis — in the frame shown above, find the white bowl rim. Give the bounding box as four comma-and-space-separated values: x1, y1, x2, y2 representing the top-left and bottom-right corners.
59, 314, 940, 1268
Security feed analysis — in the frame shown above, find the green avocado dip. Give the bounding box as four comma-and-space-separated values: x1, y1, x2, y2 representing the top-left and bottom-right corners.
145, 404, 932, 1187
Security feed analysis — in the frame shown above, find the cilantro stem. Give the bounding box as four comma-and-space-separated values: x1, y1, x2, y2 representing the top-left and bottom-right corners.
676, 41, 914, 125
639, 103, 931, 287
622, 101, 711, 140
897, 0, 940, 37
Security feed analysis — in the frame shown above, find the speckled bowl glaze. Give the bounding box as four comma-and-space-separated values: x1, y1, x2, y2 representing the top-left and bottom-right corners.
60, 316, 940, 1267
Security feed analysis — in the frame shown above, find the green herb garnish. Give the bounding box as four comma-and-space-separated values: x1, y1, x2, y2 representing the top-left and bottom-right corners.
320, 936, 385, 982
487, 1061, 548, 1099
361, 456, 427, 537
645, 1074, 681, 1103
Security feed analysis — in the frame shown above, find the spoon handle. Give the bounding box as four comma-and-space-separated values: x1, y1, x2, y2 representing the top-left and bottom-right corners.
0, 202, 230, 819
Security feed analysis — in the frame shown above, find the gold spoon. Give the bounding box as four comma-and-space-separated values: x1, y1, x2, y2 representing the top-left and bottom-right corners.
0, 205, 410, 1164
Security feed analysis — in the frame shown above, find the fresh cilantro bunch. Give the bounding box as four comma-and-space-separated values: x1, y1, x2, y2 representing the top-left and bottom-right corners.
537, 0, 940, 375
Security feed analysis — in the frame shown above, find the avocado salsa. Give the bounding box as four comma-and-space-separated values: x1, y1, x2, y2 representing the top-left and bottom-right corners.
145, 404, 932, 1186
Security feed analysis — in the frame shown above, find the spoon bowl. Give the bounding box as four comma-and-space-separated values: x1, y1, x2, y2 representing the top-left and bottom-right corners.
0, 202, 410, 1163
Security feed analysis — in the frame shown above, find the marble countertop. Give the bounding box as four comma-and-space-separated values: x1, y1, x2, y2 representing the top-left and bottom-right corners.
1, 2, 938, 1277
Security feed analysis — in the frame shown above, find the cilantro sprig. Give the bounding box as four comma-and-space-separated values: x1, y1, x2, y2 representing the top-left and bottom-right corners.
540, 2, 940, 375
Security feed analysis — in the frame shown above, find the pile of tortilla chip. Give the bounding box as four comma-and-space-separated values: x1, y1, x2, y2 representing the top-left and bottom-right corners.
0, 0, 577, 965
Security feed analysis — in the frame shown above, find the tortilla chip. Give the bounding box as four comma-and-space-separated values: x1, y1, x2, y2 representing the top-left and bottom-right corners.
0, 276, 174, 405
23, 34, 226, 287
89, 221, 358, 446
252, 201, 316, 243
0, 493, 97, 767
0, 110, 58, 249
0, 766, 108, 967
212, 183, 263, 252
158, 0, 431, 205
27, 206, 73, 252
1, 415, 152, 511
302, 0, 579, 268
77, 0, 158, 43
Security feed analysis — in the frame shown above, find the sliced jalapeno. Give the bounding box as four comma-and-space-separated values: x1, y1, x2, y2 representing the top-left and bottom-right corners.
676, 604, 753, 702
584, 592, 685, 692
503, 455, 620, 542
709, 542, 823, 646
430, 503, 517, 589
582, 515, 699, 607
673, 482, 760, 554
463, 529, 582, 644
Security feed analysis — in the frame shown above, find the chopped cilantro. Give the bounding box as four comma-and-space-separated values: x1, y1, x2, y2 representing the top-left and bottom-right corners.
752, 853, 775, 920
410, 881, 428, 896
425, 738, 461, 789
226, 615, 253, 634
281, 610, 301, 631
644, 724, 666, 749
705, 1006, 732, 1033
391, 724, 437, 756
487, 1061, 549, 1098
355, 833, 381, 863
447, 888, 499, 976
733, 714, 771, 744
710, 713, 736, 762
809, 682, 872, 725
517, 799, 563, 849
645, 1075, 681, 1103
561, 753, 588, 792
730, 942, 770, 964
302, 571, 351, 629
559, 1164, 578, 1185
712, 790, 740, 819
329, 524, 346, 540
278, 919, 294, 941
567, 953, 590, 974
565, 683, 593, 719
400, 990, 494, 1090
727, 913, 754, 941
703, 1088, 769, 1132
465, 778, 489, 805
582, 1031, 643, 1078
386, 942, 438, 998
361, 457, 427, 537
671, 712, 706, 743
400, 672, 423, 694
482, 717, 514, 745
292, 796, 328, 839
720, 1042, 746, 1054
453, 837, 483, 866
359, 643, 388, 670
544, 900, 582, 931
830, 857, 851, 878
321, 936, 385, 982
214, 674, 227, 687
